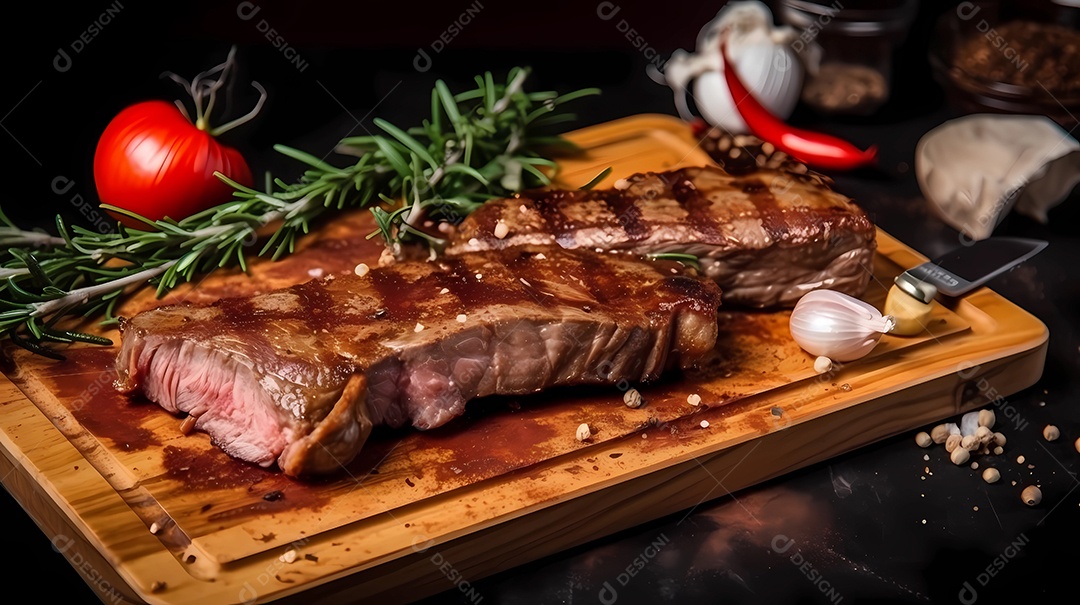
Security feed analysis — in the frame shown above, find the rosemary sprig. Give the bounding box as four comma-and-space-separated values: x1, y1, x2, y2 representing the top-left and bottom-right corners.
0, 67, 599, 359
235, 66, 600, 255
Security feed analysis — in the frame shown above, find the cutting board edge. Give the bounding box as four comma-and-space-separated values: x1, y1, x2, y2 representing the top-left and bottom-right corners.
1, 329, 1046, 605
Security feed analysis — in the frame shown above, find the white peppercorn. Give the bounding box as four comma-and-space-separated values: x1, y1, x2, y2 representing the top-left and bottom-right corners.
1021, 485, 1042, 506
1043, 425, 1060, 442
931, 424, 950, 444
945, 434, 962, 453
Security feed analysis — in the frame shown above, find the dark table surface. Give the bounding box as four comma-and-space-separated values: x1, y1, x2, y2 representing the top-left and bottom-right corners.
3, 1, 1078, 603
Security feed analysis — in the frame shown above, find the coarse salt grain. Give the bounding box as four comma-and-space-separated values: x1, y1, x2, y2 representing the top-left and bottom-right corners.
700, 420, 710, 429
576, 423, 591, 442
494, 221, 509, 239
456, 314, 467, 323
687, 393, 702, 406
440, 288, 450, 294
414, 323, 425, 333
280, 549, 298, 564
814, 356, 832, 374
308, 267, 325, 278
475, 273, 483, 280
354, 263, 370, 277
535, 253, 547, 260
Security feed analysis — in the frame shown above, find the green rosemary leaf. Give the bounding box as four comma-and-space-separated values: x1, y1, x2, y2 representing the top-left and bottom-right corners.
374, 136, 412, 176
96, 204, 161, 230
374, 119, 439, 170
519, 162, 550, 186
441, 163, 490, 186
435, 80, 463, 133
271, 145, 344, 173
552, 87, 602, 105
646, 253, 702, 271
579, 167, 613, 191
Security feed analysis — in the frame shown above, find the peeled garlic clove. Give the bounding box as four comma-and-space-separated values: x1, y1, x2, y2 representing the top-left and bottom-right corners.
789, 290, 895, 362
960, 411, 980, 437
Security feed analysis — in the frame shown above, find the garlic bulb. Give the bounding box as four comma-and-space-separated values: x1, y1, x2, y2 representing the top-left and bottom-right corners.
651, 0, 819, 134
789, 290, 895, 362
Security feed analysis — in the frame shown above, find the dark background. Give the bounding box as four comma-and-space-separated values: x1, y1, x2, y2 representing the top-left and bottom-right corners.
3, 1, 1079, 604
1, 0, 954, 230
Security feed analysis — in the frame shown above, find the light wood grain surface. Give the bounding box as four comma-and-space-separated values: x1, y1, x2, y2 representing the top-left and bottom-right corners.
0, 114, 1047, 604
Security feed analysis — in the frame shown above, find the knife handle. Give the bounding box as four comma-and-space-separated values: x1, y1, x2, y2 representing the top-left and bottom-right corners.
885, 275, 938, 336
903, 263, 972, 298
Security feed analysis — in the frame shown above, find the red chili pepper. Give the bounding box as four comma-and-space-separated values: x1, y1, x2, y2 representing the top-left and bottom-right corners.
720, 41, 877, 171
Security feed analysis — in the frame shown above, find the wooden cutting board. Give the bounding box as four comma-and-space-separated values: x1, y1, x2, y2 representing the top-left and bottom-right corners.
0, 114, 1047, 605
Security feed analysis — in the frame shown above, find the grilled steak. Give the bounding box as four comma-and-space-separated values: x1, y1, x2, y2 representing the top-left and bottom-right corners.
114, 246, 721, 477
445, 166, 876, 308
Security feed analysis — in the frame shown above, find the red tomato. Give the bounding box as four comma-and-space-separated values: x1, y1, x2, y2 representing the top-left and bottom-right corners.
93, 100, 253, 228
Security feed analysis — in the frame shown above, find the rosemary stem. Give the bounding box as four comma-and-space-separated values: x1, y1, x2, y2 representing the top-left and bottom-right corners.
0, 230, 68, 248
493, 69, 527, 114
0, 268, 30, 279
29, 260, 177, 319
404, 147, 464, 229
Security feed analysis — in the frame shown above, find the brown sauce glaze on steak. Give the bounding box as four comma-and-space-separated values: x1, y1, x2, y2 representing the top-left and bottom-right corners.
444, 166, 876, 308
114, 246, 722, 477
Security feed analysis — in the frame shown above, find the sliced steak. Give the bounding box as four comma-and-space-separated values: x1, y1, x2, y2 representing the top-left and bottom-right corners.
114, 246, 722, 477
444, 166, 876, 308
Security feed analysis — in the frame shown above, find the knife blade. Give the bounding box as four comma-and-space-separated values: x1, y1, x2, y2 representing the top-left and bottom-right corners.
895, 237, 1048, 303
885, 237, 1047, 335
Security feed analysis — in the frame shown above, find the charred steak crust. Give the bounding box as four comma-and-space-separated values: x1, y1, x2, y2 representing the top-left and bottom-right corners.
444, 166, 877, 308
114, 246, 722, 477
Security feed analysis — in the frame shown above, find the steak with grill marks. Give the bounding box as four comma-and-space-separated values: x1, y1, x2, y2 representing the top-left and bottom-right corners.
114, 246, 722, 477
444, 166, 876, 308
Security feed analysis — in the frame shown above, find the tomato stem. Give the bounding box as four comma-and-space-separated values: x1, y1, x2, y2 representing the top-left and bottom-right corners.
210, 82, 267, 137
163, 45, 265, 136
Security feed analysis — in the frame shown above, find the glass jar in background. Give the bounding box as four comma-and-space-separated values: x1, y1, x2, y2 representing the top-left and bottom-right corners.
775, 0, 918, 116
928, 0, 1080, 130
